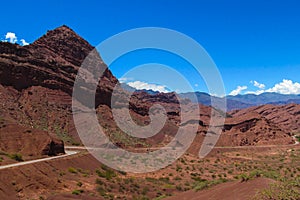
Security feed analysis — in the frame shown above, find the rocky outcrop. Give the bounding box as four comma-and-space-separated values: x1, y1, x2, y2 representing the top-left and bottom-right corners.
231, 104, 300, 133
0, 25, 119, 150
219, 113, 293, 146
0, 123, 64, 158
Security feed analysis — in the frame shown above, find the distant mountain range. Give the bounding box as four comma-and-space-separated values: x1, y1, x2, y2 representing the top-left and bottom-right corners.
180, 92, 300, 111
121, 83, 300, 111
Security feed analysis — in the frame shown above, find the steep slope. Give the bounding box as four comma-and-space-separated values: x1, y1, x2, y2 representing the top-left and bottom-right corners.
0, 25, 119, 156
219, 112, 293, 146
231, 104, 300, 133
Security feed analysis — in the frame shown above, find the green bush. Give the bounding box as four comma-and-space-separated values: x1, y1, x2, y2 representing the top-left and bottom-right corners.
72, 189, 84, 195
194, 179, 227, 191
9, 153, 23, 161
77, 181, 83, 187
68, 167, 77, 174
96, 166, 117, 180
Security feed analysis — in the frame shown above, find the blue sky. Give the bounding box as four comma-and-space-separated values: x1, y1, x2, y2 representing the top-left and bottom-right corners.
1, 0, 300, 95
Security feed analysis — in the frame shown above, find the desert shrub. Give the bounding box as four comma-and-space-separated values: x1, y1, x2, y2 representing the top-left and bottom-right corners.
239, 173, 250, 182
261, 170, 280, 180
9, 153, 23, 161
96, 185, 108, 197
145, 177, 158, 183
77, 181, 83, 187
159, 177, 170, 184
118, 170, 127, 175
193, 178, 227, 191
95, 178, 103, 185
253, 178, 300, 200
68, 167, 77, 174
96, 167, 117, 180
72, 189, 84, 195
175, 184, 183, 191
194, 181, 209, 191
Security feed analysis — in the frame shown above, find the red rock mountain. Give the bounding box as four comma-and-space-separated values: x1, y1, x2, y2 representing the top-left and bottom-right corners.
0, 25, 297, 159
231, 104, 300, 134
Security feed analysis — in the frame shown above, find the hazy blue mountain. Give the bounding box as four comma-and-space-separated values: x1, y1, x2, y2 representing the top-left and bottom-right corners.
179, 92, 253, 111
227, 93, 300, 105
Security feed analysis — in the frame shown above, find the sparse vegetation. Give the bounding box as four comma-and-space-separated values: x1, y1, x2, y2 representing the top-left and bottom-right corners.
8, 153, 23, 161
67, 167, 77, 174
254, 178, 300, 200
72, 189, 84, 195
193, 178, 228, 191
96, 165, 117, 180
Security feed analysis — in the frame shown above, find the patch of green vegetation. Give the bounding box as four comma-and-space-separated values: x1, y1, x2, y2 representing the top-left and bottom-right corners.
53, 123, 78, 145
108, 130, 150, 148
235, 169, 281, 183
96, 165, 117, 180
193, 178, 228, 191
67, 167, 78, 174
163, 184, 175, 189
296, 135, 300, 142
32, 114, 48, 131
72, 189, 84, 195
8, 153, 23, 161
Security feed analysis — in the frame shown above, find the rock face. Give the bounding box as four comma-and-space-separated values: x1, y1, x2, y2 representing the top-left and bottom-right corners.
0, 122, 64, 158
219, 112, 293, 146
230, 104, 300, 134
0, 25, 119, 150
0, 25, 117, 102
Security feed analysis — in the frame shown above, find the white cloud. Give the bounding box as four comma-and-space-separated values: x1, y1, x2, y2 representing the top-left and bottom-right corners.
5, 32, 17, 43
119, 77, 134, 83
20, 39, 29, 46
229, 86, 247, 96
251, 80, 265, 89
245, 90, 265, 95
2, 32, 29, 46
119, 77, 127, 83
265, 79, 300, 94
127, 81, 170, 93
194, 83, 199, 87
240, 79, 300, 95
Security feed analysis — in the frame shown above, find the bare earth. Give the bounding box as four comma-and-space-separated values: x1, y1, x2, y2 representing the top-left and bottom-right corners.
166, 178, 274, 200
